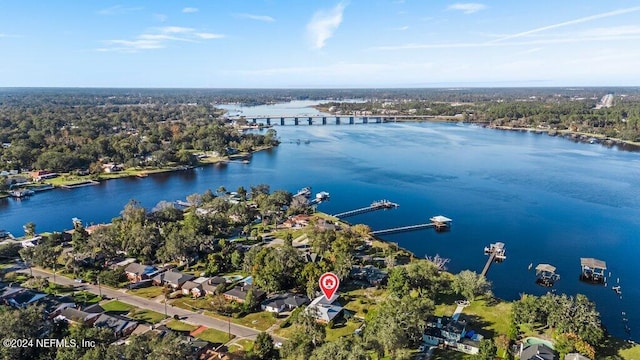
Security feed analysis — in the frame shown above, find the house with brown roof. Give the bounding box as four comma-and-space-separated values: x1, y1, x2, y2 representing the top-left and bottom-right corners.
124, 262, 159, 283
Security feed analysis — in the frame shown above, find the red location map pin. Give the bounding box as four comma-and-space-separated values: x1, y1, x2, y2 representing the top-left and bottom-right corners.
319, 272, 340, 301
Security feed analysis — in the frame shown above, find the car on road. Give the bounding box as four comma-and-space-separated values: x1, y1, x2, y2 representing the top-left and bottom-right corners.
274, 342, 283, 349
74, 278, 84, 283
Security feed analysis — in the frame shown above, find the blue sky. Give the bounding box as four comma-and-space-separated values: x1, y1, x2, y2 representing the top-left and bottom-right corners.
1, 1, 640, 87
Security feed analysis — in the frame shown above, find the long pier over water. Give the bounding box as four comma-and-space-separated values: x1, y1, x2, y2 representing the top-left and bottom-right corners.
371, 215, 452, 236
334, 200, 399, 218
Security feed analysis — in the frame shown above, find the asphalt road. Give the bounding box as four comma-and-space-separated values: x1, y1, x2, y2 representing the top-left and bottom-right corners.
18, 267, 286, 343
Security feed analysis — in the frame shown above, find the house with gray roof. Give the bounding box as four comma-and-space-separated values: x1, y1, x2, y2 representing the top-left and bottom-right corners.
93, 313, 138, 338
152, 269, 195, 290
125, 262, 159, 283
520, 344, 557, 360
223, 285, 266, 303
306, 294, 343, 323
261, 293, 309, 314
55, 308, 100, 326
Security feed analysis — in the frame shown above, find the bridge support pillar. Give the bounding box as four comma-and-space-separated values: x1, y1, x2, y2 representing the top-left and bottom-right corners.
363, 117, 368, 124
349, 116, 354, 124
322, 117, 327, 125
251, 118, 256, 124
266, 118, 271, 125
280, 118, 285, 126
308, 117, 313, 125
294, 117, 299, 125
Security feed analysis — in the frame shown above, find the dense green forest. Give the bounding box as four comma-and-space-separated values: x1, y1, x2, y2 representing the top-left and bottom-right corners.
0, 91, 278, 172
320, 89, 640, 142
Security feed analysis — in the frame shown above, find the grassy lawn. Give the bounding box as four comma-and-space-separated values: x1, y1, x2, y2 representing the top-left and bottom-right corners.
166, 319, 199, 332
431, 348, 473, 360
171, 296, 217, 312
206, 311, 277, 332
101, 300, 135, 313
71, 291, 102, 304
127, 286, 165, 299
619, 344, 640, 359
341, 287, 387, 318
600, 337, 640, 360
326, 320, 361, 341
434, 296, 512, 339
229, 339, 254, 353
128, 309, 166, 324
195, 328, 234, 344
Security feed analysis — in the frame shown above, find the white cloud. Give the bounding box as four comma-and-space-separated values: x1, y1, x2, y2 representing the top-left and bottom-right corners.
306, 2, 347, 49
195, 33, 225, 39
490, 6, 640, 43
235, 13, 276, 22
97, 5, 143, 16
447, 3, 486, 14
394, 25, 409, 31
99, 26, 224, 52
182, 7, 199, 13
159, 26, 195, 34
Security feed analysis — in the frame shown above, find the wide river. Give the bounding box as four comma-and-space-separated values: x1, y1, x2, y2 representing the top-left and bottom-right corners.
1, 101, 638, 340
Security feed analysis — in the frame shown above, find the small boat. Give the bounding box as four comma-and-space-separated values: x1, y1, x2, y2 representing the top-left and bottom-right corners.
242, 160, 250, 164
315, 191, 330, 201
10, 189, 35, 198
612, 285, 622, 295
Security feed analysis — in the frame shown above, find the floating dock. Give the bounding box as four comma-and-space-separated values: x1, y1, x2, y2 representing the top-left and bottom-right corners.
371, 215, 451, 236
535, 263, 560, 287
580, 257, 607, 284
333, 200, 399, 218
481, 242, 506, 277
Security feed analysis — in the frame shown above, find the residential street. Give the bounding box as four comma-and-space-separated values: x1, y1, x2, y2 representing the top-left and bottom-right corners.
18, 267, 286, 343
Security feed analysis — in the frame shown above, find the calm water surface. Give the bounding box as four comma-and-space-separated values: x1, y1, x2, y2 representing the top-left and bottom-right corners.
1, 107, 638, 340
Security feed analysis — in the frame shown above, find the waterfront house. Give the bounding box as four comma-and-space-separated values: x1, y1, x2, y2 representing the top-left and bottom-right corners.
519, 344, 557, 360
152, 269, 195, 290
223, 285, 266, 303
124, 262, 159, 283
93, 313, 138, 338
349, 265, 388, 286
423, 315, 480, 355
55, 308, 100, 326
306, 295, 343, 324
261, 293, 310, 314
283, 214, 311, 228
30, 170, 59, 181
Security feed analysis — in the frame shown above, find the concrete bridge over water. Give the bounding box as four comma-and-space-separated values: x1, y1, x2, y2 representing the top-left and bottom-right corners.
228, 114, 444, 126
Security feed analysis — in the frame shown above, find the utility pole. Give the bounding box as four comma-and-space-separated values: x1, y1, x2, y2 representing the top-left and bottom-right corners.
164, 284, 168, 318
97, 276, 102, 298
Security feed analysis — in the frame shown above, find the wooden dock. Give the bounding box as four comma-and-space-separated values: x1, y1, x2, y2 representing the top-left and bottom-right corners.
334, 200, 399, 218
481, 242, 506, 277
371, 215, 451, 236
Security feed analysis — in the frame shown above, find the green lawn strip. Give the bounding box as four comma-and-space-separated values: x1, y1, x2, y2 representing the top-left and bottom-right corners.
101, 300, 135, 313
71, 291, 102, 304
127, 286, 165, 299
127, 309, 166, 324
229, 339, 254, 353
619, 344, 640, 359
165, 319, 199, 332
171, 297, 217, 312
341, 288, 386, 318
195, 328, 235, 344
326, 320, 360, 341
205, 310, 277, 331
